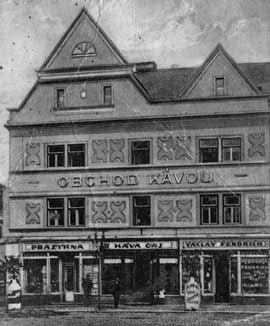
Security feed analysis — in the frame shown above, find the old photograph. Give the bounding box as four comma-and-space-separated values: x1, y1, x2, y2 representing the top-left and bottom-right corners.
0, 0, 270, 325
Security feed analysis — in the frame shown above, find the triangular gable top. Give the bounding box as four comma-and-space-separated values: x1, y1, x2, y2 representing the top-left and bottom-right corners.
40, 7, 128, 72
181, 43, 259, 98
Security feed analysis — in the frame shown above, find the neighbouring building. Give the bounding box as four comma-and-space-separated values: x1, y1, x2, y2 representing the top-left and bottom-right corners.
4, 8, 270, 305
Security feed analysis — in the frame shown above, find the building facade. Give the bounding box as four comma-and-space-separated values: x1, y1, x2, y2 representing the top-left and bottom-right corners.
4, 8, 270, 304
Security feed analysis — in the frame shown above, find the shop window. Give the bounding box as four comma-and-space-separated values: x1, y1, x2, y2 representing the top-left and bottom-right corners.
47, 145, 65, 167
133, 196, 151, 226
215, 77, 225, 96
82, 258, 99, 295
199, 139, 218, 163
181, 254, 201, 294
222, 138, 241, 161
159, 258, 179, 294
50, 259, 59, 293
223, 194, 241, 224
200, 194, 219, 224
24, 259, 46, 293
68, 198, 85, 226
230, 257, 238, 293
130, 140, 150, 165
56, 88, 66, 108
102, 258, 122, 294
241, 256, 268, 294
67, 144, 85, 167
47, 198, 65, 226
203, 257, 214, 294
103, 86, 112, 105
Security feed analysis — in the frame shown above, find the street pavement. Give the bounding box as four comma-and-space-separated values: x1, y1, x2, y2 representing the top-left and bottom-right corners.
0, 303, 270, 326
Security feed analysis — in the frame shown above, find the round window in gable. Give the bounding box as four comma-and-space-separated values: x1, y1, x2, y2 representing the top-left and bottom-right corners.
72, 41, 96, 57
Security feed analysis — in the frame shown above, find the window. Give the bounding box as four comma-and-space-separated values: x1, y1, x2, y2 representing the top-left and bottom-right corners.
222, 138, 241, 161
199, 139, 218, 163
47, 197, 85, 227
68, 144, 85, 167
56, 89, 65, 108
200, 194, 218, 224
199, 137, 241, 163
215, 77, 225, 96
47, 145, 65, 167
131, 140, 150, 165
68, 198, 85, 226
223, 194, 241, 224
133, 196, 151, 226
47, 198, 64, 226
103, 86, 112, 105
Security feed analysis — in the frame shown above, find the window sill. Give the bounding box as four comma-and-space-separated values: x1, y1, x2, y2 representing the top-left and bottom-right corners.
53, 104, 114, 113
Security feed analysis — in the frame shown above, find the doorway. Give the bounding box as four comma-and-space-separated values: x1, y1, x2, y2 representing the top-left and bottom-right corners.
215, 253, 230, 302
63, 262, 76, 292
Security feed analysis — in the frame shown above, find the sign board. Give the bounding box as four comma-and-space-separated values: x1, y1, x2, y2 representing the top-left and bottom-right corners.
181, 239, 268, 250
185, 277, 201, 311
23, 242, 92, 252
104, 241, 178, 250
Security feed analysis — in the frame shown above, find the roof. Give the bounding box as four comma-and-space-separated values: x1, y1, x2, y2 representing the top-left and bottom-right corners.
134, 62, 270, 101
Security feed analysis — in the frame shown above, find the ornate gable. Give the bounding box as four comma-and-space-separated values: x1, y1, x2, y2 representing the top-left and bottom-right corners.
40, 8, 127, 72
181, 44, 259, 99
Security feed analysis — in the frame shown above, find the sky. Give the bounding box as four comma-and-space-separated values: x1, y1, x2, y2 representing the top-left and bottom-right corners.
0, 0, 270, 183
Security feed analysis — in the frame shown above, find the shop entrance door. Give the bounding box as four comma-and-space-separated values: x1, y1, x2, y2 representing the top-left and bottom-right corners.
134, 252, 152, 290
63, 262, 76, 292
215, 253, 229, 302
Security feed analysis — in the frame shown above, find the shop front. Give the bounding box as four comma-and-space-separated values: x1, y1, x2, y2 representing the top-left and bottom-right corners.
21, 241, 99, 304
180, 238, 270, 304
102, 240, 179, 299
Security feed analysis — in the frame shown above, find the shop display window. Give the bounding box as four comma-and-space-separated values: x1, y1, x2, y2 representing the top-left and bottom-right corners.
102, 258, 122, 294
68, 198, 85, 226
203, 257, 214, 294
181, 255, 201, 294
230, 257, 238, 293
67, 144, 85, 167
241, 257, 268, 294
159, 258, 179, 294
24, 259, 46, 293
50, 259, 59, 293
133, 196, 151, 226
82, 258, 99, 295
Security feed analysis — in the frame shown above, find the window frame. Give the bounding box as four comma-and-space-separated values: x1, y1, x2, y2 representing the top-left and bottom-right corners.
221, 137, 241, 162
214, 76, 226, 96
198, 136, 242, 163
47, 144, 65, 168
129, 139, 152, 165
67, 197, 86, 227
67, 143, 86, 167
132, 195, 151, 226
47, 197, 86, 227
223, 193, 241, 225
46, 143, 87, 168
47, 198, 65, 227
200, 194, 219, 225
55, 88, 66, 109
102, 85, 113, 105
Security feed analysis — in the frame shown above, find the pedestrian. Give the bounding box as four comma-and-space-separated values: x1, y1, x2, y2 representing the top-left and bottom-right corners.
111, 277, 121, 308
82, 273, 93, 305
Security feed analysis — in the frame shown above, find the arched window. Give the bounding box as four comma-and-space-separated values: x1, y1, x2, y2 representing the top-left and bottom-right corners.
72, 41, 96, 57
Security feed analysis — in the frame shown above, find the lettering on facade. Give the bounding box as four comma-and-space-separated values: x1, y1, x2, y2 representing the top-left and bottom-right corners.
149, 169, 214, 185
57, 169, 215, 188
182, 239, 267, 250
23, 243, 90, 252
105, 241, 177, 250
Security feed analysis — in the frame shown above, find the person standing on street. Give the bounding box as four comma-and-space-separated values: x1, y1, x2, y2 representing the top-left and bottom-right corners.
82, 273, 93, 305
111, 277, 121, 308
